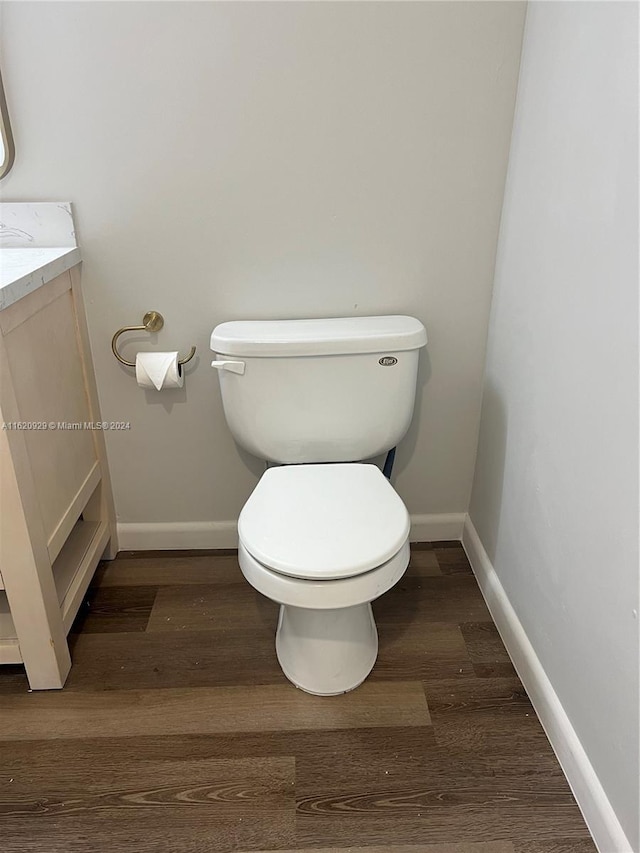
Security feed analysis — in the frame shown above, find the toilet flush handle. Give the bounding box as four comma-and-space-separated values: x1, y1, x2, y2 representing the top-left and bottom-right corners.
210, 360, 246, 375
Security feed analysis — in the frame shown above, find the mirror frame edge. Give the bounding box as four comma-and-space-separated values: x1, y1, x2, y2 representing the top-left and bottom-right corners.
0, 69, 15, 180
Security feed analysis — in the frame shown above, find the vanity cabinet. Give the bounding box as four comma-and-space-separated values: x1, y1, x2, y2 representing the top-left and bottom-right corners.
0, 264, 117, 689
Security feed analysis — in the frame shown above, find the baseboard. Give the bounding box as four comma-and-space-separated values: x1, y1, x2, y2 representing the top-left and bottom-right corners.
462, 516, 634, 853
117, 513, 466, 552
117, 521, 238, 551
409, 513, 466, 542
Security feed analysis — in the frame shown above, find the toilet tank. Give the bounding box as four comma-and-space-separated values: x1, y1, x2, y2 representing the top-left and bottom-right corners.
210, 315, 427, 464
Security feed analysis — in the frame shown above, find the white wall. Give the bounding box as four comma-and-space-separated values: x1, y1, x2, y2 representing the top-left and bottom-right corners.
1, 1, 525, 543
469, 3, 639, 849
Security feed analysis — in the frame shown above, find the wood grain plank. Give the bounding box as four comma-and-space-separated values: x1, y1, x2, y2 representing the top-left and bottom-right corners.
460, 622, 512, 664
371, 621, 474, 681
0, 727, 431, 771
373, 575, 491, 624
292, 725, 442, 795
423, 678, 571, 778
0, 681, 431, 741
94, 554, 243, 587
0, 755, 294, 853
295, 799, 593, 849
434, 546, 474, 575
407, 548, 442, 576
473, 662, 519, 678
69, 584, 158, 633
147, 583, 279, 633
423, 675, 528, 712
292, 727, 571, 796
64, 628, 286, 691
0, 665, 29, 695
426, 684, 560, 758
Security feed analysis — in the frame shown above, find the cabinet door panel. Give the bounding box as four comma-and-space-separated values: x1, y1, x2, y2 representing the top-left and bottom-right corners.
3, 283, 98, 544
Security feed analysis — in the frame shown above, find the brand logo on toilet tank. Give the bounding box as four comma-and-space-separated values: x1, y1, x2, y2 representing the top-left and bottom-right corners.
378, 356, 398, 366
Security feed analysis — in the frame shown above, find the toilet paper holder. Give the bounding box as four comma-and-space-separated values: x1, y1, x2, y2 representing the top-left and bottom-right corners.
111, 311, 196, 368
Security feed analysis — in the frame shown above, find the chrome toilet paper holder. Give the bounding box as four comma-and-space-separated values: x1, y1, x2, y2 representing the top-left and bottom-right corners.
111, 311, 196, 368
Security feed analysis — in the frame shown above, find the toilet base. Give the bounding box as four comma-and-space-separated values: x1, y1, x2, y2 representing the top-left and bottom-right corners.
275, 603, 378, 696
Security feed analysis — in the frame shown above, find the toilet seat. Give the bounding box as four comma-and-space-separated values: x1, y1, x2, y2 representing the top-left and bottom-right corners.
238, 463, 410, 580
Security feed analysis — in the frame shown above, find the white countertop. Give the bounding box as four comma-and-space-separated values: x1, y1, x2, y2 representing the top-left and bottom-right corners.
0, 203, 80, 311
0, 246, 82, 311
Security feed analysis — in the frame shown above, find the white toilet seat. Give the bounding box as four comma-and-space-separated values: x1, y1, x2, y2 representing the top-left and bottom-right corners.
238, 463, 410, 580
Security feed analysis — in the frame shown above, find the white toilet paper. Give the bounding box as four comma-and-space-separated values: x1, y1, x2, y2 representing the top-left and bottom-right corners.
135, 352, 184, 390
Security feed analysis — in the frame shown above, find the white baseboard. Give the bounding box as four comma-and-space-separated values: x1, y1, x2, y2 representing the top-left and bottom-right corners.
117, 521, 238, 551
410, 513, 466, 542
117, 513, 466, 552
462, 516, 634, 853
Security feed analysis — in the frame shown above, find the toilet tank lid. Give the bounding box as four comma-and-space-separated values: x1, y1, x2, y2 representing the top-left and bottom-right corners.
210, 315, 427, 357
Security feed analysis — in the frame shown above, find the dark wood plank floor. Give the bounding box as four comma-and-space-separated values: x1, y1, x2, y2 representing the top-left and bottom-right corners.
0, 543, 597, 853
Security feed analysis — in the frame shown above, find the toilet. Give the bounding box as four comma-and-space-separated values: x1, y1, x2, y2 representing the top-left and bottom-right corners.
211, 315, 427, 695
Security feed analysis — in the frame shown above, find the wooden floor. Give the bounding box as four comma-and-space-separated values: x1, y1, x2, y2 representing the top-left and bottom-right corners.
0, 543, 597, 853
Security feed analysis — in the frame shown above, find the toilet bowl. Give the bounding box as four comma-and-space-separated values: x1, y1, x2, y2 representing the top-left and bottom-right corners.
237, 463, 411, 695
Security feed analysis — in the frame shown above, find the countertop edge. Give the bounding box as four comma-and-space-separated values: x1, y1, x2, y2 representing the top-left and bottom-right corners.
0, 247, 82, 312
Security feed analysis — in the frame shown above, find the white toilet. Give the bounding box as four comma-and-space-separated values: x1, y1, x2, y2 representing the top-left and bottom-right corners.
210, 315, 427, 695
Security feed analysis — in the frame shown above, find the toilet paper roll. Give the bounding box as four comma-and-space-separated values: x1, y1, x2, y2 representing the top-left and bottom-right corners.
135, 352, 184, 390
